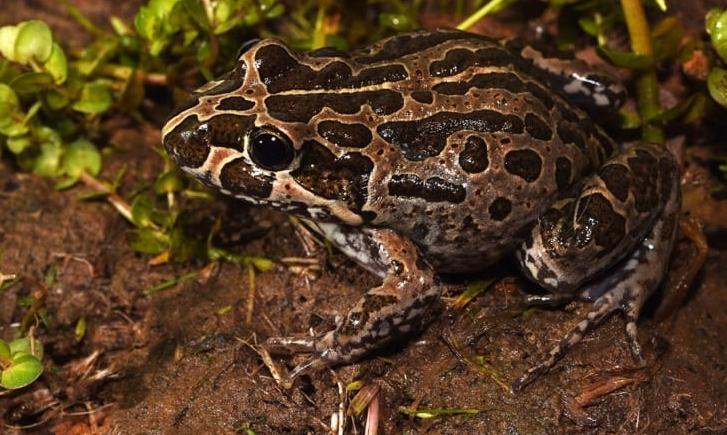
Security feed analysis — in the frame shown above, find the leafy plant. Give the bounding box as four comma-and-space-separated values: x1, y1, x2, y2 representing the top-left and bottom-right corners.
706, 8, 727, 107
0, 336, 44, 390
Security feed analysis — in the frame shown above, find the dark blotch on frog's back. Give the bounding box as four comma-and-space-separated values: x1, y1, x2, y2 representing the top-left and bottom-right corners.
504, 149, 543, 182
458, 136, 489, 173
216, 96, 255, 111
265, 91, 404, 123
433, 72, 554, 110
556, 121, 588, 153
388, 174, 466, 203
291, 141, 374, 212
524, 113, 553, 140
219, 157, 274, 198
378, 110, 524, 161
488, 197, 512, 221
317, 121, 373, 148
411, 91, 433, 104
255, 44, 408, 93
555, 156, 572, 190
599, 163, 630, 202
429, 47, 513, 77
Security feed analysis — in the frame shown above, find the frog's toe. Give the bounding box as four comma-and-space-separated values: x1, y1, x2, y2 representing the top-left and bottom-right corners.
512, 286, 623, 392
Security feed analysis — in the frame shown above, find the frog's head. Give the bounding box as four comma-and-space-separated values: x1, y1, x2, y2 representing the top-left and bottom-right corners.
162, 39, 376, 225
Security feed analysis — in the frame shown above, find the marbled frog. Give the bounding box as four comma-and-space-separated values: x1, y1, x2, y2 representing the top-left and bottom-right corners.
162, 29, 680, 390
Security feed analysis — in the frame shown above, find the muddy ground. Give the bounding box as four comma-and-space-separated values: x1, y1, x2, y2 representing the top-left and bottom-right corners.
1, 1, 726, 433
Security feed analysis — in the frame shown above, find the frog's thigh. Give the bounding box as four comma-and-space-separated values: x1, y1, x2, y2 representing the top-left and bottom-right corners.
267, 225, 441, 380
513, 145, 680, 390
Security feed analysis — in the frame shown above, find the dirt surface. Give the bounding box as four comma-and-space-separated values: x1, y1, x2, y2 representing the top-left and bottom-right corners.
1, 1, 727, 434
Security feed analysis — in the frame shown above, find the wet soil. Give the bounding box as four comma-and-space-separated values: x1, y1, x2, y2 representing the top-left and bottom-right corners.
1, 1, 726, 433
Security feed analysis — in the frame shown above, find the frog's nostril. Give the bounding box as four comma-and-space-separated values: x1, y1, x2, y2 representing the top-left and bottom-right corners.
162, 116, 211, 168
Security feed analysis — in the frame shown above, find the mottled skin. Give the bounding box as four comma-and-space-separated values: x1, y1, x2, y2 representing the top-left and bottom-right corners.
162, 29, 680, 388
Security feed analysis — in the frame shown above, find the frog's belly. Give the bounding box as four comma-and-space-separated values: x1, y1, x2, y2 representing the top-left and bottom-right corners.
421, 233, 524, 273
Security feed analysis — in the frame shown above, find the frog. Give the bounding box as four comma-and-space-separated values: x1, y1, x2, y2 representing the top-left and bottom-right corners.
161, 29, 680, 390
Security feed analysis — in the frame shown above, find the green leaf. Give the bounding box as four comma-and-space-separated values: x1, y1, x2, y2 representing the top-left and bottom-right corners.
61, 139, 102, 180
708, 67, 727, 108
0, 83, 19, 126
44, 42, 67, 84
130, 228, 170, 254
250, 256, 275, 272
72, 81, 113, 114
14, 20, 53, 64
75, 317, 87, 342
154, 170, 184, 194
131, 195, 155, 228
33, 141, 63, 177
1, 354, 43, 389
9, 71, 54, 94
578, 17, 599, 37
599, 47, 654, 70
9, 336, 43, 359
6, 136, 31, 154
182, 0, 210, 30
0, 340, 9, 359
706, 9, 727, 62
398, 406, 479, 419
0, 25, 19, 60
45, 88, 70, 110
652, 17, 683, 61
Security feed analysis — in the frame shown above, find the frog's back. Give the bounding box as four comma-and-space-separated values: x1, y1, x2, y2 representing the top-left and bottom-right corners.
325, 29, 618, 271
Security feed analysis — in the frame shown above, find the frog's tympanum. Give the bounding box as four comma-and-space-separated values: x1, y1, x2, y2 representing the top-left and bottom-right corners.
162, 30, 680, 390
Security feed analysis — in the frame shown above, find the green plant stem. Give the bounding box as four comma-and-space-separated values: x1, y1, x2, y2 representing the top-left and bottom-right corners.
456, 0, 511, 31
79, 172, 134, 224
620, 0, 663, 144
95, 64, 167, 86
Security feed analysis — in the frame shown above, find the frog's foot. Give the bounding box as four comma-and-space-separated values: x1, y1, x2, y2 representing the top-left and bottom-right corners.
265, 227, 442, 384
512, 182, 679, 392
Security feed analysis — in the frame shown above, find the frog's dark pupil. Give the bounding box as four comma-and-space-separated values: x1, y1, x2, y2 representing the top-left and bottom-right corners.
250, 132, 294, 170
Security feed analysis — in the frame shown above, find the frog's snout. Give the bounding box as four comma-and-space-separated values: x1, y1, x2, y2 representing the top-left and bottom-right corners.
162, 115, 211, 169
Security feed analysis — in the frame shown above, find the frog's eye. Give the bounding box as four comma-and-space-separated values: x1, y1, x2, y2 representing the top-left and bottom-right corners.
249, 128, 295, 171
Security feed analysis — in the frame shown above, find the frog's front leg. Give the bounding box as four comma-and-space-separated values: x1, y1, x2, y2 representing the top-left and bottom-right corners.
513, 144, 680, 390
266, 224, 441, 381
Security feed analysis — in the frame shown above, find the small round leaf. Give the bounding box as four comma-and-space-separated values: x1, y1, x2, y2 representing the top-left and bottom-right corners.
0, 83, 19, 126
0, 25, 19, 61
6, 135, 31, 154
9, 336, 44, 360
72, 81, 112, 114
44, 42, 67, 84
14, 20, 53, 64
62, 139, 102, 178
9, 71, 54, 94
154, 170, 184, 194
708, 67, 727, 108
33, 141, 63, 177
1, 354, 43, 389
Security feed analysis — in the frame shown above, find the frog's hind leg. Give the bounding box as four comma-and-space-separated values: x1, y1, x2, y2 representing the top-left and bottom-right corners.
265, 225, 442, 382
512, 199, 678, 391
513, 144, 680, 391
